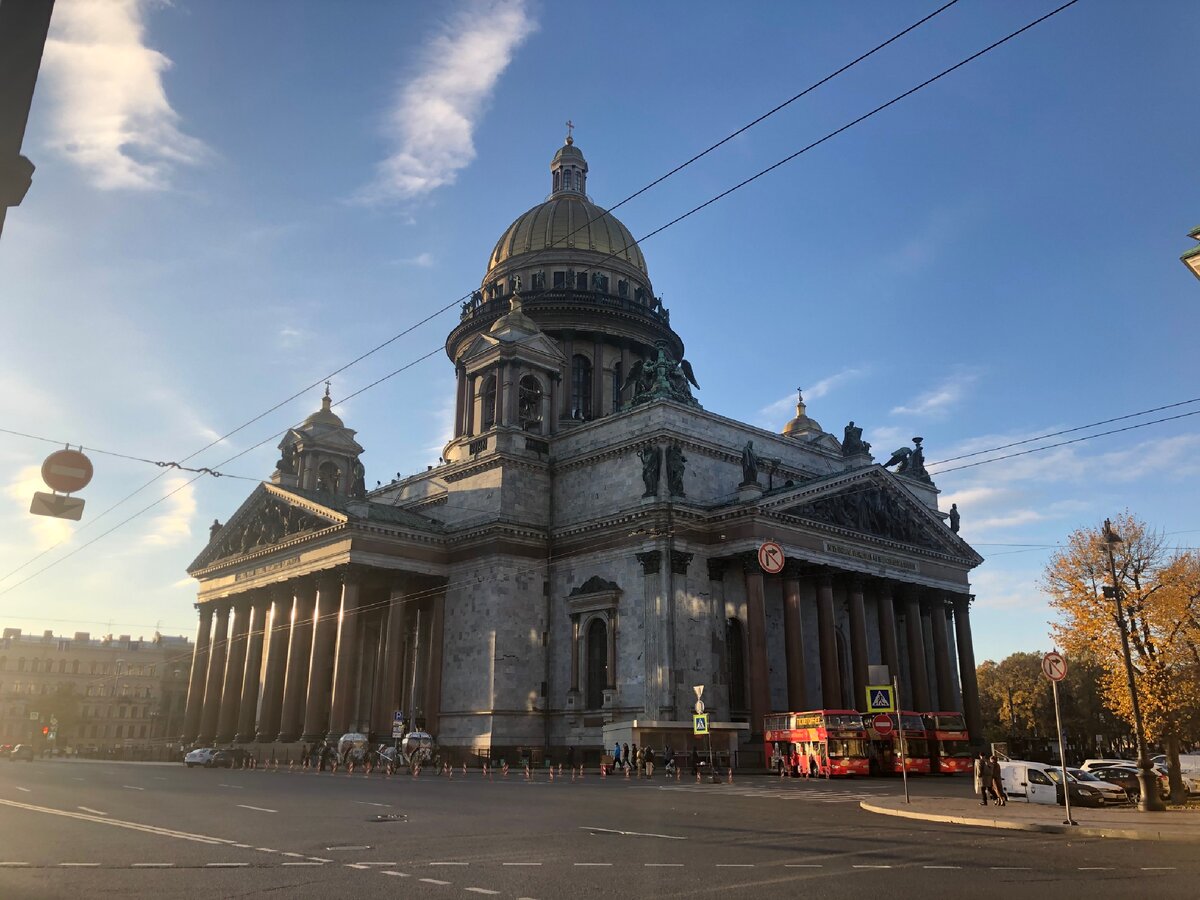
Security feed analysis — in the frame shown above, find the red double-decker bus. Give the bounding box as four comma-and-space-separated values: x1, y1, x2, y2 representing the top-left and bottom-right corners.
864, 710, 931, 775
763, 710, 870, 777
923, 711, 972, 774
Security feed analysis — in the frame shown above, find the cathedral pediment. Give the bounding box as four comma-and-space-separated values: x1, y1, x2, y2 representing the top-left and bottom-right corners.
188, 484, 345, 572
766, 468, 980, 561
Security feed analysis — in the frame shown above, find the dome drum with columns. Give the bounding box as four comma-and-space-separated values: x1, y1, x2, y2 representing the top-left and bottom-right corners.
183, 131, 986, 767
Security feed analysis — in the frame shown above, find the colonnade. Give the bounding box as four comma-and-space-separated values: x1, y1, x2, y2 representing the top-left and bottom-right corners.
724, 557, 982, 743
181, 568, 445, 746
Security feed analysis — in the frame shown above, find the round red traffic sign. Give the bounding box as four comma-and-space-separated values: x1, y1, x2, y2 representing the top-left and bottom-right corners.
1041, 651, 1067, 682
757, 541, 785, 574
41, 449, 93, 494
872, 714, 894, 736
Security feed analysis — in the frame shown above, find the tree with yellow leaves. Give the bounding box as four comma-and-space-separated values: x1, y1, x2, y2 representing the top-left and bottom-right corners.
1044, 512, 1200, 803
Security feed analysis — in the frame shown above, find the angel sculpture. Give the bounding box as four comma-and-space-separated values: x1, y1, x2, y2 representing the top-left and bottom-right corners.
626, 342, 701, 408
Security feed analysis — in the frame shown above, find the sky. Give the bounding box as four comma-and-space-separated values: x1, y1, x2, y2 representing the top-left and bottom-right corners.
1, 0, 1197, 667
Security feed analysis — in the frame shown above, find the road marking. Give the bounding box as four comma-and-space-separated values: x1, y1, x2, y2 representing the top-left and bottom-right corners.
15, 787, 31, 793
419, 878, 451, 885
218, 784, 244, 789
236, 804, 278, 813
1078, 867, 1113, 871
206, 862, 249, 867
281, 852, 307, 858
308, 857, 333, 863
582, 826, 686, 840
645, 863, 684, 867
382, 871, 411, 877
785, 864, 823, 868
132, 863, 174, 868
924, 865, 962, 869
852, 865, 892, 869
122, 785, 145, 791
465, 890, 500, 896
990, 867, 1031, 870
347, 863, 369, 869
232, 843, 252, 848
503, 862, 542, 866
1143, 867, 1177, 871
574, 862, 613, 866
78, 807, 107, 816
153, 777, 166, 781
0, 862, 29, 867
282, 862, 323, 866
354, 862, 396, 866
430, 861, 468, 866
0, 798, 229, 846
72, 777, 85, 782
716, 864, 754, 867
256, 848, 276, 853
355, 801, 388, 807
59, 863, 101, 867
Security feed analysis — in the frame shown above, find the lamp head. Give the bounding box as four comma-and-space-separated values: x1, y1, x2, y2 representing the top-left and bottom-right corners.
1102, 517, 1123, 546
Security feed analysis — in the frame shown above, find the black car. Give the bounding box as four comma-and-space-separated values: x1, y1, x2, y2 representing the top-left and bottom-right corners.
211, 748, 251, 768
1090, 764, 1169, 800
8, 744, 34, 762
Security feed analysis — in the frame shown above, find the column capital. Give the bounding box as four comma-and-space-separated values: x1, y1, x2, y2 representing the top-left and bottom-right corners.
738, 552, 764, 575
670, 550, 693, 576
781, 559, 805, 580
706, 557, 727, 581
841, 572, 866, 592
636, 550, 661, 575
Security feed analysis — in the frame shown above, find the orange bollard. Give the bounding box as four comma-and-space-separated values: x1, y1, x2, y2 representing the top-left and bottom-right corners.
695, 768, 701, 783
625, 765, 630, 780
676, 766, 681, 782
727, 767, 733, 784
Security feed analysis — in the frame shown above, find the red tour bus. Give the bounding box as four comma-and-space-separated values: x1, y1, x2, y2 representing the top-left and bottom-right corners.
923, 711, 972, 774
865, 710, 931, 775
763, 710, 870, 777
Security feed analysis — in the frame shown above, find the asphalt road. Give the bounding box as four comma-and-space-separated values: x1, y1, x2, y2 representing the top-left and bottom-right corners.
1, 759, 1196, 899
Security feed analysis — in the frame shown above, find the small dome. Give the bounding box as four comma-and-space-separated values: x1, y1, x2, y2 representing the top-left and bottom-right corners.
782, 389, 822, 438
303, 389, 344, 429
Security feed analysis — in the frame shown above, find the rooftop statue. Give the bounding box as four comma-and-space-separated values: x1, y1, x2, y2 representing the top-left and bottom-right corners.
741, 440, 759, 485
883, 436, 931, 483
626, 341, 700, 408
842, 421, 871, 457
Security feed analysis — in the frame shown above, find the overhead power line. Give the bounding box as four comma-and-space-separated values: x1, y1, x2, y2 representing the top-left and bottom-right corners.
0, 1, 1084, 595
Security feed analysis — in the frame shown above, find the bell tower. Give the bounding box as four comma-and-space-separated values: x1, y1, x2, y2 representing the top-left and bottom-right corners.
272, 385, 367, 498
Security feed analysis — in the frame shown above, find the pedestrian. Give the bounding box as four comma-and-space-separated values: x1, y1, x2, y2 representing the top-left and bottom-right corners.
626, 742, 634, 773
690, 747, 700, 779
635, 745, 644, 777
567, 744, 576, 774
613, 741, 622, 772
645, 747, 655, 778
989, 755, 1007, 806
973, 752, 991, 806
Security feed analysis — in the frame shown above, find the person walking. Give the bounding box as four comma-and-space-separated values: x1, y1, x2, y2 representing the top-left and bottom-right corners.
645, 747, 655, 778
973, 752, 991, 806
989, 755, 1007, 806
622, 742, 631, 773
612, 742, 621, 773
635, 745, 644, 778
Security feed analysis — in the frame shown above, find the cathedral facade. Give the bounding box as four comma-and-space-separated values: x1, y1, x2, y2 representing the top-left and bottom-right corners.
182, 137, 985, 761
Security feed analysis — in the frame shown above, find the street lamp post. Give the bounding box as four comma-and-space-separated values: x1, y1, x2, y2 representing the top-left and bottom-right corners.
1101, 518, 1165, 812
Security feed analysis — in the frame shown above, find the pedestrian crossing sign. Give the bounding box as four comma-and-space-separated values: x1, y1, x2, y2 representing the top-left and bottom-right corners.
693, 714, 709, 735
866, 684, 895, 712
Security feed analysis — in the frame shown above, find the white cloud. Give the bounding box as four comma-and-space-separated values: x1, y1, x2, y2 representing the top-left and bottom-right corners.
140, 476, 195, 547
358, 0, 537, 204
891, 368, 980, 418
756, 368, 867, 424
3, 465, 74, 553
41, 0, 205, 190
392, 251, 435, 267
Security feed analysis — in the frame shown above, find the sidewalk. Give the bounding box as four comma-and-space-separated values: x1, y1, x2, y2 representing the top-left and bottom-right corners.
861, 794, 1200, 843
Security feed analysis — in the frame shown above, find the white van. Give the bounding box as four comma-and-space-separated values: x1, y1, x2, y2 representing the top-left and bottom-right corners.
998, 760, 1124, 806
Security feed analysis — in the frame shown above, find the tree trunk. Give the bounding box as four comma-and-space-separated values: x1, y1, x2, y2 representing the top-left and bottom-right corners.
1167, 732, 1187, 804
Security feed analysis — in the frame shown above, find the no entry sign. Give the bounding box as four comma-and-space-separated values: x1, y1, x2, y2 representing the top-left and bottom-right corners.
41, 449, 93, 494
1041, 651, 1067, 682
757, 541, 785, 574
872, 714, 894, 736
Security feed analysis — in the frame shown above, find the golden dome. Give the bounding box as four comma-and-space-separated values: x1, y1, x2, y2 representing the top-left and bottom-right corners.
302, 388, 345, 429
782, 389, 823, 438
486, 194, 648, 277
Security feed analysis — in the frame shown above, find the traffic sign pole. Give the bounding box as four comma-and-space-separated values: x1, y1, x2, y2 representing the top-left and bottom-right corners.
895, 675, 909, 805
1044, 651, 1075, 826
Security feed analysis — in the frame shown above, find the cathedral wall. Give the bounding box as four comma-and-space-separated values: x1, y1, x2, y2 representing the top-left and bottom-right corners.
438, 554, 546, 750
763, 576, 788, 713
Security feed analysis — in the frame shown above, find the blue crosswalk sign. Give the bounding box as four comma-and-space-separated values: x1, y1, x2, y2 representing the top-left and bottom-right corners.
866, 685, 895, 712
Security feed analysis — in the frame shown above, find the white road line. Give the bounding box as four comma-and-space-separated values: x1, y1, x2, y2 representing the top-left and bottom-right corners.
206, 862, 249, 867
282, 862, 323, 867
346, 864, 369, 869
0, 862, 29, 867
15, 787, 31, 793
465, 890, 500, 896
218, 784, 244, 790
0, 798, 228, 846
419, 878, 451, 885
72, 777, 85, 782
429, 861, 468, 866
581, 826, 686, 840
354, 862, 396, 866
574, 862, 613, 866
1143, 867, 1177, 871
1078, 867, 1113, 871
78, 807, 107, 816
716, 864, 754, 868
382, 871, 411, 877
121, 785, 144, 791
132, 863, 174, 868
645, 863, 684, 867
990, 867, 1031, 870
232, 843, 252, 848
308, 857, 333, 863
503, 862, 542, 866
852, 865, 892, 869
354, 801, 388, 807
785, 864, 823, 868
236, 805, 277, 813
256, 848, 276, 853
59, 863, 100, 867
281, 852, 307, 858
924, 865, 962, 869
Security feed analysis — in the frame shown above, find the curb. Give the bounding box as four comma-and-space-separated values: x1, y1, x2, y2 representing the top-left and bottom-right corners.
858, 800, 1200, 843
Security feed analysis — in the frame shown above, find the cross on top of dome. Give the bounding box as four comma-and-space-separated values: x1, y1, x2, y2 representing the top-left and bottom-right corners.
551, 125, 588, 197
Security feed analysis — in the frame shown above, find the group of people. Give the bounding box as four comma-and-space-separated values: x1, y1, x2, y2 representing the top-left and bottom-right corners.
973, 752, 1008, 806
610, 742, 692, 777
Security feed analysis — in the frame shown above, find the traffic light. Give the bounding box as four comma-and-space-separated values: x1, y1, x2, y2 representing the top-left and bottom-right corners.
41, 726, 49, 735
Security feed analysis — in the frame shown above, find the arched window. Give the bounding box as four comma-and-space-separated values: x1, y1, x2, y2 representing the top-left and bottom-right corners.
316, 461, 341, 493
571, 355, 592, 420
518, 375, 543, 432
71, 660, 79, 674
58, 659, 66, 673
553, 171, 560, 191
586, 618, 608, 710
612, 362, 622, 413
480, 374, 497, 429
726, 618, 748, 713
31, 659, 39, 674
17, 658, 25, 672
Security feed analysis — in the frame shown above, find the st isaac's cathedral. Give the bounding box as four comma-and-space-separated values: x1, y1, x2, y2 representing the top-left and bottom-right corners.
183, 134, 985, 763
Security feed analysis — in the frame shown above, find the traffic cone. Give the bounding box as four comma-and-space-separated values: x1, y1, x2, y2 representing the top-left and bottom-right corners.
601, 764, 607, 779
676, 766, 681, 782
727, 767, 733, 784
625, 765, 630, 780
549, 767, 555, 782
695, 768, 701, 783
524, 764, 531, 782
462, 763, 467, 778
502, 762, 510, 779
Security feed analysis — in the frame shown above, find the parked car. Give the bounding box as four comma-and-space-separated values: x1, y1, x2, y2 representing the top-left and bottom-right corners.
1080, 758, 1136, 772
211, 748, 250, 768
999, 760, 1124, 807
8, 744, 35, 762
183, 747, 216, 768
